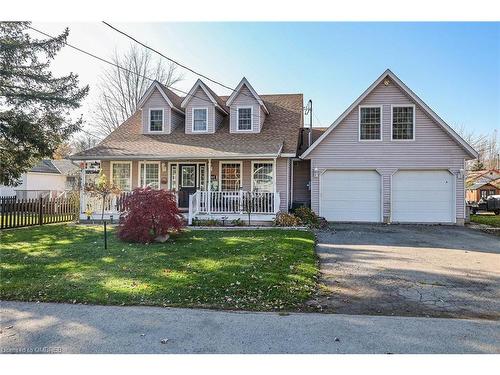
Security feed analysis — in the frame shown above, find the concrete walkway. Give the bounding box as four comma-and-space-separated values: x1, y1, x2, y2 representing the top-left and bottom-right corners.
1, 301, 499, 354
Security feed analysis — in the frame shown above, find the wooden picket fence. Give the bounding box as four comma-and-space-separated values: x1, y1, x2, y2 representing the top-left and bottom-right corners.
0, 196, 78, 230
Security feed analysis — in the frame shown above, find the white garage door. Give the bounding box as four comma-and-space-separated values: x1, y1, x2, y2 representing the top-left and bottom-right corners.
392, 170, 454, 223
320, 170, 381, 222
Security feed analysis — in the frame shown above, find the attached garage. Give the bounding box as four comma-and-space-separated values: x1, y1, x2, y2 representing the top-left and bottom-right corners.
320, 170, 381, 222
392, 170, 455, 223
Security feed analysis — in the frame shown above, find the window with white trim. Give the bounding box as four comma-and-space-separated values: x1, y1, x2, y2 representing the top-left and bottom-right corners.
359, 107, 381, 140
193, 108, 208, 132
392, 106, 414, 140
140, 162, 160, 189
112, 163, 131, 191
149, 109, 163, 132
237, 107, 252, 130
220, 163, 241, 191
252, 162, 273, 192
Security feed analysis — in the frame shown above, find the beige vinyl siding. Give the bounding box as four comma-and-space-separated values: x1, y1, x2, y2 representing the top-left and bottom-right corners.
101, 161, 110, 181
171, 110, 185, 131
141, 88, 172, 134
275, 157, 289, 211
185, 88, 216, 134
307, 81, 468, 223
214, 108, 225, 131
229, 85, 263, 133
292, 159, 311, 205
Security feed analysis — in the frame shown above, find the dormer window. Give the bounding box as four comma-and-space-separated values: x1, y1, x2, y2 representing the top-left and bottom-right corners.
149, 109, 164, 132
192, 108, 208, 132
237, 107, 253, 131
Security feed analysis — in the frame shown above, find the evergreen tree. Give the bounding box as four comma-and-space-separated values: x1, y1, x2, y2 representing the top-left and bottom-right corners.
0, 22, 88, 185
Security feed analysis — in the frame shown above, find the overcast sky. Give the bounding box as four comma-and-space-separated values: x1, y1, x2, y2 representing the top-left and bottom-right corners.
34, 22, 500, 136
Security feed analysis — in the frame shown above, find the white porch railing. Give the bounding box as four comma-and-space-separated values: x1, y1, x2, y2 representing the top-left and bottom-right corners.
189, 190, 280, 224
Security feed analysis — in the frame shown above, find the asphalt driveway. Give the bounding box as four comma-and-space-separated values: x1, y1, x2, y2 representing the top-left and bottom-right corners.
309, 224, 500, 320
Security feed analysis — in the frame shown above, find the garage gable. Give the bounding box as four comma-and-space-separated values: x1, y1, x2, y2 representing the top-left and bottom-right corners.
301, 69, 478, 160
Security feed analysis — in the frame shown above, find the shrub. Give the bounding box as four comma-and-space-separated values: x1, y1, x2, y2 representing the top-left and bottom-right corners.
273, 211, 302, 227
231, 218, 246, 226
192, 218, 221, 227
117, 188, 185, 243
294, 206, 321, 227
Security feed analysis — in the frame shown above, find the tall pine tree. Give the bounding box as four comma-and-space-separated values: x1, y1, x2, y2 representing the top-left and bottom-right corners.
0, 22, 88, 185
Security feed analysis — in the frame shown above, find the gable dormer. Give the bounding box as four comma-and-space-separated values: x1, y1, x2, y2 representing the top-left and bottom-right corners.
137, 81, 185, 135
181, 79, 228, 134
227, 78, 269, 134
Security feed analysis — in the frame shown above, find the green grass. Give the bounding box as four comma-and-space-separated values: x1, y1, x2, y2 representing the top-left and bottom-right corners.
0, 224, 317, 311
470, 214, 500, 227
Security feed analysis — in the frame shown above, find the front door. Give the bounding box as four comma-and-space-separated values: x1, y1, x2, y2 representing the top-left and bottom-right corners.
178, 164, 197, 208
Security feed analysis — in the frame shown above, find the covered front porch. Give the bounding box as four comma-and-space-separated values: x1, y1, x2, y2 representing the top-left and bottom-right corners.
79, 157, 288, 223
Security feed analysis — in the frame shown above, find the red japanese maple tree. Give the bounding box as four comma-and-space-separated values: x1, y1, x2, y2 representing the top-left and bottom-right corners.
117, 188, 185, 243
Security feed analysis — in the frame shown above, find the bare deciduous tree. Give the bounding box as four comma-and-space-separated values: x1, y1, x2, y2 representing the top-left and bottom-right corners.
90, 44, 183, 137
72, 133, 100, 154
454, 125, 499, 170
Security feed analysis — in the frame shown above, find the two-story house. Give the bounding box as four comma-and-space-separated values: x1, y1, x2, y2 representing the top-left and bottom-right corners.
72, 69, 478, 225
72, 77, 304, 223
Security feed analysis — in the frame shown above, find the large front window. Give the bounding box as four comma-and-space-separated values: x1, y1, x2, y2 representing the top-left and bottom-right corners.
392, 106, 414, 140
237, 107, 252, 130
149, 109, 163, 132
359, 106, 381, 140
193, 108, 208, 132
252, 162, 273, 192
220, 162, 241, 191
139, 162, 160, 189
112, 162, 131, 191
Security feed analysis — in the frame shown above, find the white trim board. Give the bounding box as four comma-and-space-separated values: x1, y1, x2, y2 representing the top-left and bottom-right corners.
218, 161, 243, 191
137, 161, 161, 189
250, 160, 275, 193
236, 106, 254, 132
148, 108, 165, 133
110, 161, 133, 191
390, 104, 416, 141
191, 107, 209, 133
300, 69, 478, 159
358, 105, 383, 142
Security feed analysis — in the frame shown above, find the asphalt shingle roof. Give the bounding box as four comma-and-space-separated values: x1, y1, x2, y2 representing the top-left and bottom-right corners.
72, 93, 303, 160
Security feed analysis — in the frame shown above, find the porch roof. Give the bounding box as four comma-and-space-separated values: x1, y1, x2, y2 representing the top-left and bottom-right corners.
71, 93, 303, 160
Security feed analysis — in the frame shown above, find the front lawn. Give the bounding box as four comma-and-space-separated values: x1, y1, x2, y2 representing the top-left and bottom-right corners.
470, 214, 500, 227
0, 224, 317, 311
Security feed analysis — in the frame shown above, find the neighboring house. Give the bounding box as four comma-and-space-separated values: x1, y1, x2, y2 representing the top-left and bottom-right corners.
301, 69, 478, 225
465, 169, 500, 202
0, 159, 80, 199
71, 78, 303, 222
71, 69, 478, 225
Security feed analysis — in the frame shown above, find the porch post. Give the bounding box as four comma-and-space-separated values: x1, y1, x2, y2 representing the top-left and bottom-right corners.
207, 159, 211, 215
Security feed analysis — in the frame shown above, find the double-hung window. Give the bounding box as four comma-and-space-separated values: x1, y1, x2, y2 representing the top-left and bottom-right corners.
359, 106, 382, 140
139, 162, 160, 189
220, 162, 241, 191
237, 107, 252, 131
392, 105, 415, 140
193, 108, 208, 132
111, 162, 131, 191
252, 162, 274, 192
149, 109, 164, 132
